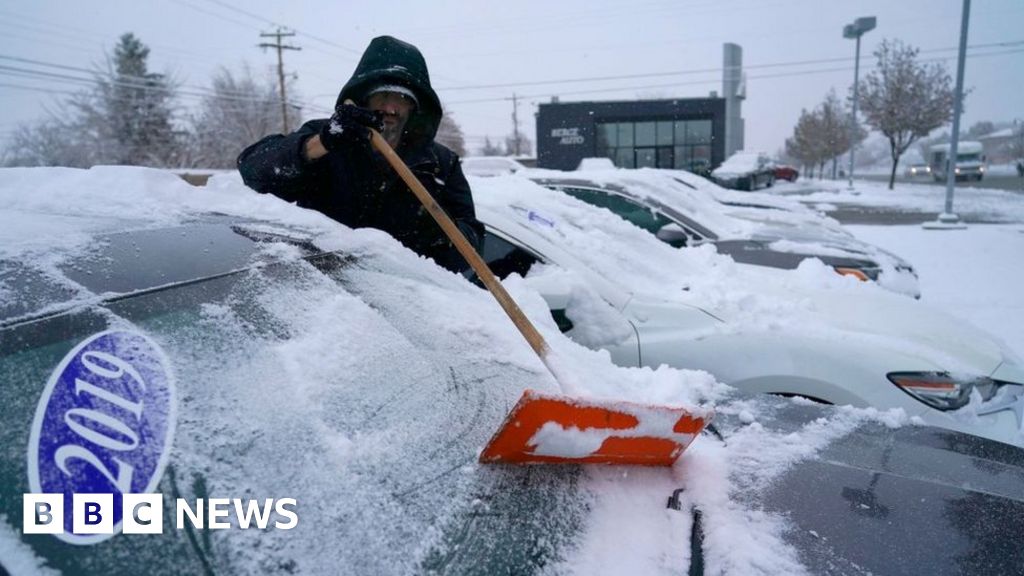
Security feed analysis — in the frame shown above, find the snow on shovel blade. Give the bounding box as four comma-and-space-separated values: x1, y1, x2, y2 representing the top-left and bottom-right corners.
480, 390, 713, 466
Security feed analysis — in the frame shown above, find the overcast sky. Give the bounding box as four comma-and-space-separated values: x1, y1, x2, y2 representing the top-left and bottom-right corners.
2, 0, 1022, 158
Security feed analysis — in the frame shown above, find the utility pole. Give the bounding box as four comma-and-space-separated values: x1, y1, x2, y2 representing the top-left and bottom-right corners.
941, 0, 970, 224
259, 28, 301, 133
511, 92, 520, 156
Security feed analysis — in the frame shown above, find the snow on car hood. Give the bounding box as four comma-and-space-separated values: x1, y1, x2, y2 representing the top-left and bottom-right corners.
471, 175, 1010, 376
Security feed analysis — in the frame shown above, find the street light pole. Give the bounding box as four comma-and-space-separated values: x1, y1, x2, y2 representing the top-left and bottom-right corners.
844, 17, 876, 190
938, 0, 971, 226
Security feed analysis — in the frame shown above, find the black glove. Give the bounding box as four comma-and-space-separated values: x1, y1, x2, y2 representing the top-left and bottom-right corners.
319, 104, 384, 152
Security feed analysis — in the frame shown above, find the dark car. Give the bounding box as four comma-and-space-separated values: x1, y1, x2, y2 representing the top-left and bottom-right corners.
2, 168, 1021, 575
774, 164, 799, 182
711, 152, 776, 191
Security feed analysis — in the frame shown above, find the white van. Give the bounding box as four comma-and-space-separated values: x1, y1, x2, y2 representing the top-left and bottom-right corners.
928, 141, 986, 181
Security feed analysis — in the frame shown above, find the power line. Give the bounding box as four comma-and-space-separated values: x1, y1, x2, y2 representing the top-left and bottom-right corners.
197, 0, 362, 57
442, 46, 1024, 106
434, 40, 1024, 92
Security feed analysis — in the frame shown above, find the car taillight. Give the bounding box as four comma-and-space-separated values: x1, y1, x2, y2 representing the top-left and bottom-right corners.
888, 372, 997, 411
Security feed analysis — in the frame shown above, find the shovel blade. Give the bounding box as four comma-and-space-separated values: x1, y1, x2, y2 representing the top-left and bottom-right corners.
480, 390, 712, 466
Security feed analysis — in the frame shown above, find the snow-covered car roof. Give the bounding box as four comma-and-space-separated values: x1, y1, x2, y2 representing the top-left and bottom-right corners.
524, 167, 882, 249
667, 169, 830, 219
470, 175, 1011, 375
711, 151, 767, 177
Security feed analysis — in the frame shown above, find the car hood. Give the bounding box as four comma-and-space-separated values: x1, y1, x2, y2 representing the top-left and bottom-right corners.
699, 393, 1024, 575
702, 278, 1009, 376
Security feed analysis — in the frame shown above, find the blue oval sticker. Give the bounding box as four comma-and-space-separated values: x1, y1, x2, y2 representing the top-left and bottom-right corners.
27, 330, 176, 545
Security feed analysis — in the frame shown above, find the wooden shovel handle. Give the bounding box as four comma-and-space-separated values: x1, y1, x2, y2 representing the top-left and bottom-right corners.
368, 129, 551, 359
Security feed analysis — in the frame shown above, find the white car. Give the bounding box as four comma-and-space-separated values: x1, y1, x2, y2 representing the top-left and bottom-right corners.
470, 175, 1024, 448
524, 168, 921, 298
461, 156, 528, 177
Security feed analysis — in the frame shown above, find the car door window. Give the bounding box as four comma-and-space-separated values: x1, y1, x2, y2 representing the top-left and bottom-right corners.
559, 187, 672, 235
469, 231, 541, 281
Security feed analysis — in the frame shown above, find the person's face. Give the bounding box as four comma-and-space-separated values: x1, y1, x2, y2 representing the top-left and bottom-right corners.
367, 92, 415, 148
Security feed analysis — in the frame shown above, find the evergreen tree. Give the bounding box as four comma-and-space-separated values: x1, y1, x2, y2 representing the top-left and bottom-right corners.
4, 32, 181, 167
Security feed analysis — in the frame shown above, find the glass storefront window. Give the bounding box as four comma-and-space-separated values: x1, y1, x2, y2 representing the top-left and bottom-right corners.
687, 120, 712, 144
657, 121, 674, 146
673, 146, 690, 169
657, 147, 673, 169
636, 148, 656, 168
615, 147, 635, 168
597, 118, 714, 171
617, 123, 634, 147
673, 121, 688, 145
635, 122, 656, 146
597, 123, 617, 150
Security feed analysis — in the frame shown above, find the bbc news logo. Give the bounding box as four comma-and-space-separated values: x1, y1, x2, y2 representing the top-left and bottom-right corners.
24, 494, 298, 535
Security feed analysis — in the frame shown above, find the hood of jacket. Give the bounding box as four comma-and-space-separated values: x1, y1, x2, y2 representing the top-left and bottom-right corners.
337, 35, 443, 148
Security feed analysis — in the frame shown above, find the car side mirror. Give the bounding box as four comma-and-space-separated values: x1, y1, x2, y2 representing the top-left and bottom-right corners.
656, 223, 689, 248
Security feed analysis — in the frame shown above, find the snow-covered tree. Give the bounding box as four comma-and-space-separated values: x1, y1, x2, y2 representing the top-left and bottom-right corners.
187, 65, 281, 168
858, 39, 955, 189
3, 32, 183, 167
435, 110, 467, 157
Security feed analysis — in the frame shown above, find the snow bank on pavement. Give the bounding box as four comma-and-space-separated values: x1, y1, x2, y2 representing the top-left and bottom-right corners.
779, 178, 1024, 223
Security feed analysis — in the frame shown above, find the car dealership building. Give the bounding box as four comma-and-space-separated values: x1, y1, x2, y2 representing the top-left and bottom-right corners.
535, 43, 745, 173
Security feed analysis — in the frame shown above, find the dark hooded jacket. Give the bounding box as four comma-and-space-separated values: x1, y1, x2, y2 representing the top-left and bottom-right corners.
237, 36, 482, 272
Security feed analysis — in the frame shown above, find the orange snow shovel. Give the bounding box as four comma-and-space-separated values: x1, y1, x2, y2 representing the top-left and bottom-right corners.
365, 117, 711, 466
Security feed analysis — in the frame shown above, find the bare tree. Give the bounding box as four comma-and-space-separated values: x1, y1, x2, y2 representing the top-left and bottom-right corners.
504, 131, 532, 157
435, 109, 467, 157
858, 39, 955, 189
785, 107, 826, 178
480, 136, 504, 156
187, 65, 281, 168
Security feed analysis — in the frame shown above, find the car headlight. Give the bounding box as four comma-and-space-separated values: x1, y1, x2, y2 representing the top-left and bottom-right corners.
888, 372, 998, 411
834, 266, 880, 282
980, 166, 986, 172
955, 168, 961, 174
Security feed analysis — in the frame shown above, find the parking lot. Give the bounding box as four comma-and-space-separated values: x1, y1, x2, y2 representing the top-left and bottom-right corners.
767, 178, 1024, 359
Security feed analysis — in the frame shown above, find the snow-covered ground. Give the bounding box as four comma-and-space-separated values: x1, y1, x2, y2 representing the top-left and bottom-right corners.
847, 224, 1024, 360
776, 178, 1024, 223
